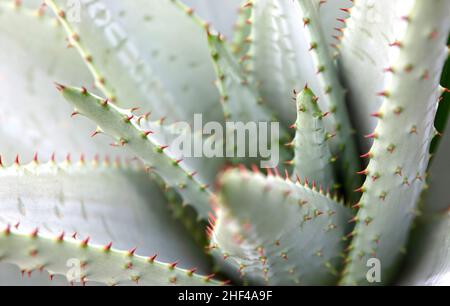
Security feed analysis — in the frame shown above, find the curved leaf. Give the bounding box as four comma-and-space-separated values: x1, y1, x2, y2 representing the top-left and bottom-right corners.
0, 158, 213, 285
340, 0, 450, 285
210, 169, 351, 285
291, 87, 336, 190
45, 0, 223, 124
57, 85, 214, 220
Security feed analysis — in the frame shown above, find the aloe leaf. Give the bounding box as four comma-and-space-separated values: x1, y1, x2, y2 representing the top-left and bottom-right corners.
245, 0, 361, 202
207, 33, 273, 123
231, 1, 253, 59
340, 0, 450, 285
0, 231, 219, 286
210, 169, 351, 285
0, 158, 207, 266
45, 0, 223, 123
0, 2, 117, 163
57, 85, 214, 220
397, 212, 450, 285
290, 87, 336, 190
0, 158, 216, 285
317, 0, 353, 57
339, 0, 448, 151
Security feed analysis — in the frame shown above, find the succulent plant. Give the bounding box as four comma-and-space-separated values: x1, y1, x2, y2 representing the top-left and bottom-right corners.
0, 0, 449, 286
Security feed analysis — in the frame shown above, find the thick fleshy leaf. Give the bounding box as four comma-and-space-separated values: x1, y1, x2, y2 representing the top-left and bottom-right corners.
0, 159, 213, 285
318, 0, 353, 56
45, 0, 223, 124
397, 212, 450, 285
339, 0, 448, 151
340, 1, 450, 285
0, 2, 114, 163
0, 159, 208, 267
0, 230, 219, 286
58, 86, 215, 220
230, 1, 253, 59
245, 0, 361, 202
210, 169, 351, 285
290, 87, 336, 190
207, 33, 272, 123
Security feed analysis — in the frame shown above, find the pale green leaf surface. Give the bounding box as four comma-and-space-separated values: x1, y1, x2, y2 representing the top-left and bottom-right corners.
58, 86, 214, 220
341, 0, 450, 285
211, 169, 351, 285
0, 160, 214, 285
292, 88, 336, 190
0, 3, 115, 163
46, 0, 223, 124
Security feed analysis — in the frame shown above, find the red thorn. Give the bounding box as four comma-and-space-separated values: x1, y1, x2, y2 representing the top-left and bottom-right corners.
352, 203, 361, 209
349, 217, 359, 224
169, 261, 178, 269
354, 186, 365, 193
54, 82, 65, 91
389, 41, 403, 48
56, 231, 65, 242
33, 152, 39, 163
360, 151, 372, 159
14, 155, 20, 165
71, 232, 77, 240
91, 130, 101, 137
4, 224, 11, 235
364, 132, 378, 139
356, 169, 368, 175
148, 254, 158, 263
81, 236, 90, 246
187, 268, 197, 276
30, 228, 38, 238
377, 91, 390, 97
104, 242, 113, 251
79, 154, 85, 164
128, 247, 137, 256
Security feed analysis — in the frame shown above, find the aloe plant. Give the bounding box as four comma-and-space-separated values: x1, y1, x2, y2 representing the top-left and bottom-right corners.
0, 0, 449, 286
